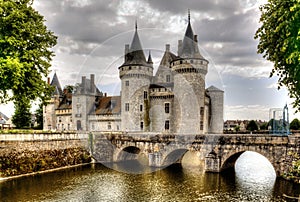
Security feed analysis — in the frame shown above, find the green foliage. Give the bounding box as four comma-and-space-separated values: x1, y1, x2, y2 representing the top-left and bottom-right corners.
260, 122, 268, 130
234, 125, 240, 132
0, 0, 57, 104
246, 120, 258, 131
290, 118, 300, 130
64, 85, 74, 94
284, 152, 300, 183
255, 0, 300, 112
35, 103, 43, 129
12, 99, 31, 129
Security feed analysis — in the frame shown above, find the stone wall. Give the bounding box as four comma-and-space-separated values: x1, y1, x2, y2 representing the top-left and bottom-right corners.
0, 133, 90, 177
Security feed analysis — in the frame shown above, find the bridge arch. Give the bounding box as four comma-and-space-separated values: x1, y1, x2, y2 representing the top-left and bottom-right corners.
162, 148, 189, 167
220, 150, 277, 175
116, 146, 141, 162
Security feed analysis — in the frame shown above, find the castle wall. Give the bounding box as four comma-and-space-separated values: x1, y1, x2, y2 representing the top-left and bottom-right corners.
55, 109, 73, 131
72, 94, 95, 131
172, 59, 208, 134
149, 90, 174, 133
120, 65, 152, 131
88, 115, 121, 131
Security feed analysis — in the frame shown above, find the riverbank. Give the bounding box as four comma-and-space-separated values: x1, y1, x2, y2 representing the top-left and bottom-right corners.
0, 162, 91, 182
0, 132, 90, 178
0, 147, 91, 177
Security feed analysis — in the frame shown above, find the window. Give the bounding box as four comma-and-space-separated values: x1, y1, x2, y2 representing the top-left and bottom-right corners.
129, 66, 132, 70
200, 107, 204, 130
58, 117, 62, 123
125, 80, 129, 86
165, 120, 170, 130
165, 103, 170, 113
140, 122, 144, 130
108, 122, 111, 130
144, 91, 148, 99
140, 105, 143, 112
125, 103, 129, 111
166, 75, 171, 82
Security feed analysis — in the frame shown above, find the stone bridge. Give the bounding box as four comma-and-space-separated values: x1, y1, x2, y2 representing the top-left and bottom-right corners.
88, 132, 300, 176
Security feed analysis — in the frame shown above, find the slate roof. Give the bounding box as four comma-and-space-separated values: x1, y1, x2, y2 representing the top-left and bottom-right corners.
179, 14, 204, 59
50, 72, 63, 96
0, 112, 9, 121
206, 85, 224, 92
121, 24, 152, 67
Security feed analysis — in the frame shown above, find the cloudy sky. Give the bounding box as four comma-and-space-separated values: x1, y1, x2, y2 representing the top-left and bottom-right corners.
1, 0, 299, 121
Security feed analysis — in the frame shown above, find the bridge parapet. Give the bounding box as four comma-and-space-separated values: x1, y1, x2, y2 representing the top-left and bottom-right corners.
89, 132, 300, 176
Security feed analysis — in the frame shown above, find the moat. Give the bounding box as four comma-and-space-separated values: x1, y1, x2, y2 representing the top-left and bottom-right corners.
1, 152, 299, 202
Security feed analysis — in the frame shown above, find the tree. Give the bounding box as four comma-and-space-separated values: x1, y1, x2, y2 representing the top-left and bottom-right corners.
34, 103, 43, 129
246, 120, 258, 131
290, 118, 300, 130
259, 122, 268, 130
12, 98, 31, 129
255, 1, 300, 112
0, 0, 57, 104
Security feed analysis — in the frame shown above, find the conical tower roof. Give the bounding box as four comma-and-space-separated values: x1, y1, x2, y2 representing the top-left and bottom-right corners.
50, 72, 63, 96
122, 22, 148, 66
180, 11, 204, 59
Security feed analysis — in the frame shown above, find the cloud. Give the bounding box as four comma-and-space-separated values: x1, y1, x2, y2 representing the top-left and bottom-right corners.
29, 0, 298, 121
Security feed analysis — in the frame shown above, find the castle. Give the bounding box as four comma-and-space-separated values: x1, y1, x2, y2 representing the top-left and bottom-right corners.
43, 14, 224, 134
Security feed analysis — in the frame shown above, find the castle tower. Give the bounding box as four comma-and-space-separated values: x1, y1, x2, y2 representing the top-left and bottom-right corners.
207, 86, 224, 133
119, 23, 153, 131
171, 11, 209, 134
43, 72, 63, 130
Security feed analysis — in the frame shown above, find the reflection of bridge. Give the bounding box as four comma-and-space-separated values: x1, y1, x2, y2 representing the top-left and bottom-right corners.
88, 132, 300, 176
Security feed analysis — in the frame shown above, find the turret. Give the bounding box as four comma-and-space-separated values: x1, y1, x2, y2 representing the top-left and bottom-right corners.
206, 86, 224, 133
171, 10, 209, 134
43, 72, 63, 130
118, 22, 153, 131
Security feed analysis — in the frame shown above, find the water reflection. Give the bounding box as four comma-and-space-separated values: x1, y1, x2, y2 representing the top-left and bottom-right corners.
0, 152, 299, 201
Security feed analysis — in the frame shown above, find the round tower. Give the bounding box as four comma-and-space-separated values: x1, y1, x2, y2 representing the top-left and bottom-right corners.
119, 23, 153, 131
171, 12, 209, 134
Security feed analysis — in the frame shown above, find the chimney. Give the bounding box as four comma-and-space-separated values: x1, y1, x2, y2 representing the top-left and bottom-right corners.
194, 35, 198, 43
166, 44, 170, 52
104, 93, 107, 97
90, 74, 95, 93
47, 77, 50, 84
178, 40, 182, 56
82, 76, 86, 93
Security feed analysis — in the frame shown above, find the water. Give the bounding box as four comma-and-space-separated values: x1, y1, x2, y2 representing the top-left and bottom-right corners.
0, 152, 299, 202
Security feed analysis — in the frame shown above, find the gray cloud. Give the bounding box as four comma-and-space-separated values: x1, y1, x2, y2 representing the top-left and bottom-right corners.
30, 0, 296, 120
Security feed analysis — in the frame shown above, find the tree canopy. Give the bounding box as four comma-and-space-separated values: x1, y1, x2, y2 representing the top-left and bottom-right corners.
255, 0, 300, 112
290, 118, 300, 130
0, 0, 57, 104
246, 120, 258, 131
